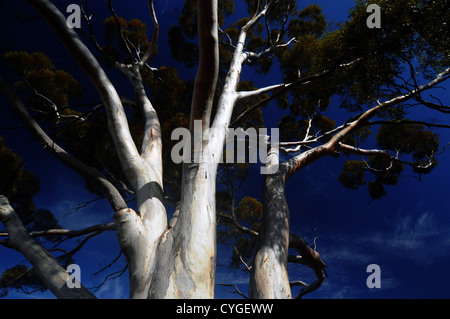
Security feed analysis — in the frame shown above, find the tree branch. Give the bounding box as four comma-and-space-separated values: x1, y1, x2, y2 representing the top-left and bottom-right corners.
236, 83, 286, 100
0, 222, 116, 239
288, 233, 326, 299
0, 195, 96, 298
27, 0, 144, 192
190, 0, 219, 132
284, 67, 450, 179
326, 67, 450, 150
217, 212, 259, 237
338, 142, 436, 171
230, 59, 361, 128
138, 0, 159, 68
0, 77, 127, 212
217, 283, 248, 299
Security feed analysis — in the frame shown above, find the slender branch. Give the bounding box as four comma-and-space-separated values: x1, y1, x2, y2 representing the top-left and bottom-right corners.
288, 233, 326, 299
92, 250, 123, 278
217, 283, 248, 299
138, 0, 159, 68
338, 142, 436, 170
58, 231, 103, 266
230, 59, 360, 128
236, 83, 286, 100
0, 222, 116, 238
241, 0, 269, 33
91, 264, 128, 292
246, 11, 297, 64
233, 246, 252, 272
0, 77, 127, 212
217, 212, 259, 237
219, 26, 236, 49
27, 0, 144, 192
326, 67, 450, 149
284, 67, 450, 179
105, 0, 136, 61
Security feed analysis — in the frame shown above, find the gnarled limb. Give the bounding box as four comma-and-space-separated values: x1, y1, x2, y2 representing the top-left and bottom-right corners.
288, 234, 326, 299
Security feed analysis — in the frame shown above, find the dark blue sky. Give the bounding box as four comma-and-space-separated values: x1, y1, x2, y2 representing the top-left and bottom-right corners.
1, 0, 450, 299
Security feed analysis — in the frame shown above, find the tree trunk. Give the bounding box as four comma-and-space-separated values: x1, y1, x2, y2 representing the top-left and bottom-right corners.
149, 162, 217, 298
249, 149, 292, 299
148, 0, 220, 298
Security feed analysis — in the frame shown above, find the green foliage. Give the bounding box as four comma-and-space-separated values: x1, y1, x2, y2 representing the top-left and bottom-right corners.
335, 0, 449, 111
168, 0, 235, 68
288, 4, 327, 38
0, 136, 39, 225
0, 136, 62, 232
0, 139, 61, 297
103, 16, 154, 63
217, 195, 263, 271
376, 122, 439, 162
235, 196, 263, 229
3, 51, 82, 123
338, 122, 438, 200
0, 265, 45, 297
338, 160, 366, 190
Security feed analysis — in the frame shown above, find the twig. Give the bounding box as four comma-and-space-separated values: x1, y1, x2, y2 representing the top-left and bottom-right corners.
217, 283, 248, 299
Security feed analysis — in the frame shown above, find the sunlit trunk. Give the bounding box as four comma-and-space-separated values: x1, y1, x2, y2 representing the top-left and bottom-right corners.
249, 149, 292, 299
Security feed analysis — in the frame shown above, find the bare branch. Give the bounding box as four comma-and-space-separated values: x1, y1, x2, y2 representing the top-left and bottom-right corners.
0, 76, 127, 212
217, 212, 259, 237
105, 0, 136, 61
219, 26, 236, 49
0, 222, 116, 239
138, 0, 159, 68
27, 0, 145, 192
217, 283, 248, 299
233, 246, 252, 272
338, 142, 436, 171
288, 233, 327, 299
326, 67, 450, 149
236, 83, 286, 100
91, 264, 128, 292
0, 195, 96, 298
283, 67, 450, 179
92, 250, 123, 278
230, 59, 361, 128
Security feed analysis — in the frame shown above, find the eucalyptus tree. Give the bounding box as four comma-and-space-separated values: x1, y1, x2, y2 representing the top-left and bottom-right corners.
0, 0, 449, 299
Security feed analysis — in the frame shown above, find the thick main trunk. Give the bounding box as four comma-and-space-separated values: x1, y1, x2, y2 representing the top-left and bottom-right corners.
149, 162, 217, 298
